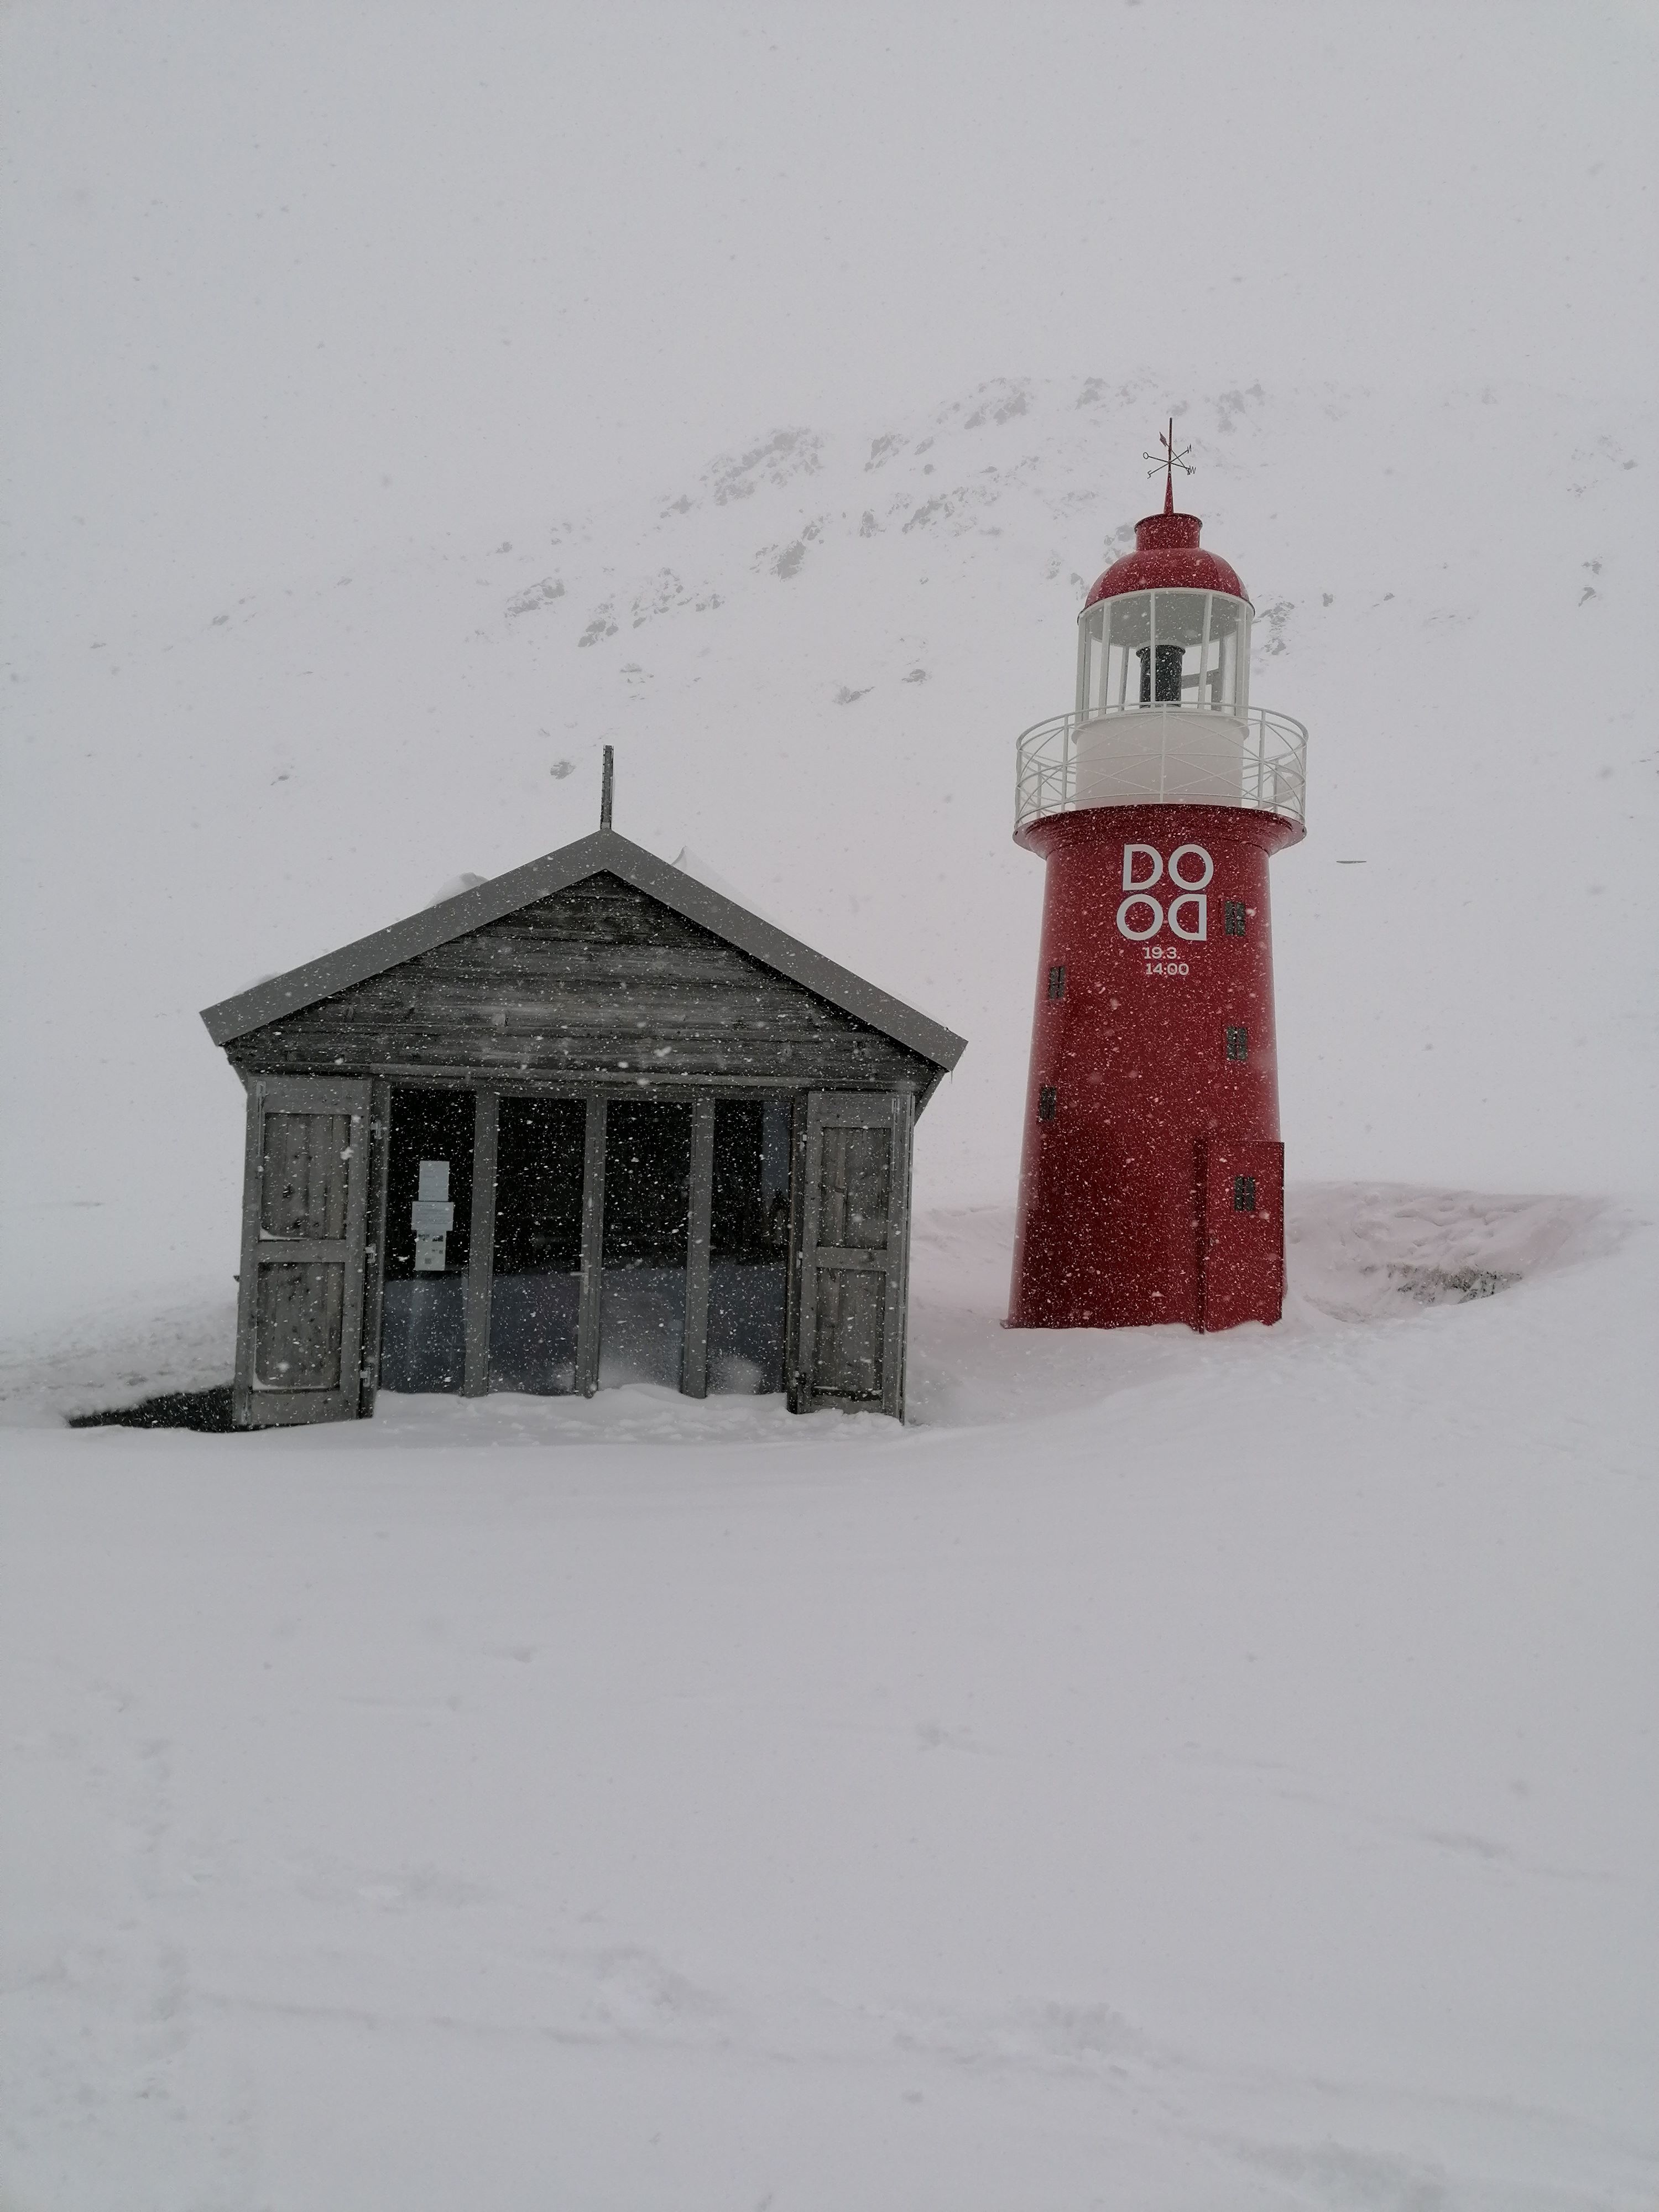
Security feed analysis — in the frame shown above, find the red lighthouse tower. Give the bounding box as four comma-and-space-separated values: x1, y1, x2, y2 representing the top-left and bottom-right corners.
1008, 429, 1308, 1333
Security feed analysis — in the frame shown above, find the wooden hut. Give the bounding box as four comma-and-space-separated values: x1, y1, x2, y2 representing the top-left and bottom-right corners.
200, 813, 965, 1429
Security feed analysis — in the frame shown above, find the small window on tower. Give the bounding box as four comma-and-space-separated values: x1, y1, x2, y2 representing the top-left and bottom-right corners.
1225, 1025, 1249, 1062
1047, 964, 1066, 1001
1037, 1085, 1058, 1123
1234, 1174, 1256, 1213
1224, 900, 1247, 937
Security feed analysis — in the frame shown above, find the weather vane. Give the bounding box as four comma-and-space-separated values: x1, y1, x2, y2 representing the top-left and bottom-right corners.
1143, 418, 1194, 504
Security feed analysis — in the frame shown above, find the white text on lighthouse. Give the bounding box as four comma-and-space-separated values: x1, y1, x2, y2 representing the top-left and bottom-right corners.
1116, 843, 1212, 942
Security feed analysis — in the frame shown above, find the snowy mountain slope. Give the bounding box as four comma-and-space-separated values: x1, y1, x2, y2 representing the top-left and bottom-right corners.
3, 373, 1655, 1338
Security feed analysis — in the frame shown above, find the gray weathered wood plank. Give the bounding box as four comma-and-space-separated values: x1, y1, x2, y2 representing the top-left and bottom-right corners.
791, 1089, 911, 1422
223, 875, 946, 1098
232, 1079, 267, 1427
681, 1099, 715, 1399
203, 846, 967, 1083
357, 1076, 392, 1416
881, 1091, 915, 1422
234, 1077, 372, 1429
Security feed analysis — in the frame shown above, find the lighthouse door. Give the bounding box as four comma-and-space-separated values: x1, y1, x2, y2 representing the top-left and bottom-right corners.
1197, 1138, 1285, 1331
791, 1091, 914, 1420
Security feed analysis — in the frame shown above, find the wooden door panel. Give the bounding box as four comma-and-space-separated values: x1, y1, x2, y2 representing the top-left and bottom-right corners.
792, 1092, 913, 1418
818, 1125, 892, 1248
259, 1111, 352, 1238
234, 1076, 372, 1427
253, 1263, 346, 1388
813, 1266, 885, 1397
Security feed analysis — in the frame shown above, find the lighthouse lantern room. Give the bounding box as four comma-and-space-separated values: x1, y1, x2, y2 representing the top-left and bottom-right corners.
1008, 427, 1309, 1333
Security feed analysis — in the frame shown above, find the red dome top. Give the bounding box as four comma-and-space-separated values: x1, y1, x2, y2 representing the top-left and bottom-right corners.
1083, 488, 1249, 610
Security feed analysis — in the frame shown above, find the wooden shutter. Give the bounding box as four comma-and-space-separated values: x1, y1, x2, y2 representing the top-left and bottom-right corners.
233, 1076, 373, 1427
792, 1091, 913, 1419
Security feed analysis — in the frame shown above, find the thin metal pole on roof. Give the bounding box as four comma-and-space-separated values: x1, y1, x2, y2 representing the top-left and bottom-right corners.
601, 744, 614, 831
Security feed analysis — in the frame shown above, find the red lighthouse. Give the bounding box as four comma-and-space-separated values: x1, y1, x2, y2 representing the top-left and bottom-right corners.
1008, 429, 1308, 1333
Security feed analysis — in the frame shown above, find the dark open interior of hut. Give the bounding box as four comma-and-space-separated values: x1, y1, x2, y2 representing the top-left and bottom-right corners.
708, 1099, 791, 1394
379, 1086, 476, 1394
488, 1095, 586, 1394
597, 1100, 692, 1391
374, 1088, 796, 1401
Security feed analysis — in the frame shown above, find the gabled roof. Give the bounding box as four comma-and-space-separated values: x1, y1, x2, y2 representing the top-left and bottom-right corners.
200, 828, 968, 1076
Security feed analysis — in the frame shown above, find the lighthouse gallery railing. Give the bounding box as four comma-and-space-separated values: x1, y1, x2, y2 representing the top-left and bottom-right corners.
1014, 706, 1308, 832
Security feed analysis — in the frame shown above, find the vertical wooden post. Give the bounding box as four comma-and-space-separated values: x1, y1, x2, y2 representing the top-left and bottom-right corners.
231, 1078, 267, 1430
601, 744, 614, 831
784, 1092, 808, 1413
358, 1076, 393, 1416
462, 1088, 499, 1397
881, 1089, 915, 1421
576, 1092, 607, 1395
681, 1098, 716, 1398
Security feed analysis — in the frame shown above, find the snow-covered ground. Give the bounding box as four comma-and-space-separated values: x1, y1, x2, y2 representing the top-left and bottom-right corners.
4, 3, 1658, 2204
4, 1187, 1657, 2209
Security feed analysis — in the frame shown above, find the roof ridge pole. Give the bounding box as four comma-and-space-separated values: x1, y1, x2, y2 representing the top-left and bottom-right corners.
601, 744, 614, 831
